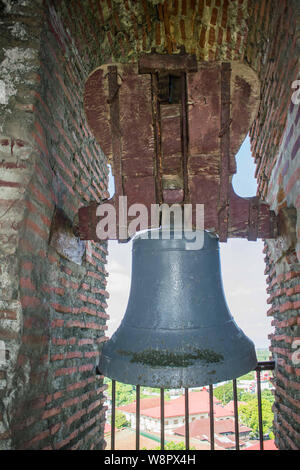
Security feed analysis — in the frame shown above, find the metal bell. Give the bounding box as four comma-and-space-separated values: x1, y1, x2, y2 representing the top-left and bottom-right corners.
98, 229, 257, 388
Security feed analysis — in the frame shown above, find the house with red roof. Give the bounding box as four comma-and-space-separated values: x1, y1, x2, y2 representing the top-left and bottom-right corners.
174, 416, 252, 450
118, 390, 239, 434
244, 440, 278, 450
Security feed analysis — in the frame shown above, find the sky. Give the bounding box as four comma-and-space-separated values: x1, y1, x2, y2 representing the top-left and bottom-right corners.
105, 136, 273, 349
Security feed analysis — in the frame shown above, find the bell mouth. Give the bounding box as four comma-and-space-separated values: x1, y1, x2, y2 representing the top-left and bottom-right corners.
98, 321, 257, 388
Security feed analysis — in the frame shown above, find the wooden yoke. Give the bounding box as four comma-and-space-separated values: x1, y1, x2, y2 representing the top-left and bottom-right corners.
79, 51, 278, 242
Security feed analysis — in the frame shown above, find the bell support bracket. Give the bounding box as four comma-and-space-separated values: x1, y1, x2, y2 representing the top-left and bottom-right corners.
79, 51, 278, 242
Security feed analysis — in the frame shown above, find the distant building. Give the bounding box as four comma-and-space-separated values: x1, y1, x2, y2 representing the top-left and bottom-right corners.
118, 390, 242, 434
174, 417, 252, 450
244, 440, 277, 450
238, 372, 274, 394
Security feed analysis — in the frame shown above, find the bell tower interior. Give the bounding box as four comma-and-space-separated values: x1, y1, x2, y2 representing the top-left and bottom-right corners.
0, 0, 299, 451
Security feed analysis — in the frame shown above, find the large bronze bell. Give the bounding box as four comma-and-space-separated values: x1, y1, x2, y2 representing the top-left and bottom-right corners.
98, 229, 257, 388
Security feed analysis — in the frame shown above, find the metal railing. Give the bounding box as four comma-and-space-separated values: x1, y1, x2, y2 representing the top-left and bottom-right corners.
108, 361, 275, 451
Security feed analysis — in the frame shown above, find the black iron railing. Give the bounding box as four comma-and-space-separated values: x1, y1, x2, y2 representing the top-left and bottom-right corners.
107, 361, 275, 451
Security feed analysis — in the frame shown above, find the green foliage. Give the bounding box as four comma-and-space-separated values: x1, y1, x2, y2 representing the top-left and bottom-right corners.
213, 382, 243, 405
140, 387, 171, 401
115, 410, 130, 429
104, 378, 136, 406
240, 388, 274, 405
240, 391, 255, 402
153, 441, 195, 450
104, 378, 171, 405
261, 389, 274, 404
239, 398, 274, 439
238, 371, 255, 381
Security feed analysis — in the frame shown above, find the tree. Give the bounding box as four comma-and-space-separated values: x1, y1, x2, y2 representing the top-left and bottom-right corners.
261, 389, 274, 404
240, 391, 255, 402
213, 382, 243, 405
115, 410, 130, 429
104, 378, 171, 405
153, 441, 195, 450
239, 398, 274, 439
104, 378, 136, 406
239, 371, 255, 381
140, 387, 171, 401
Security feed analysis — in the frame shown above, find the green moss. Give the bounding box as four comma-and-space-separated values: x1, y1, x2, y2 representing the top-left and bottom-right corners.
117, 348, 223, 368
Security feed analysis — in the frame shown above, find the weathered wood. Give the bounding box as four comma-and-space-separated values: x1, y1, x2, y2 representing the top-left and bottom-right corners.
138, 51, 197, 74
84, 67, 111, 157
180, 71, 189, 203
218, 62, 231, 242
151, 72, 164, 205
81, 56, 277, 242
108, 66, 123, 198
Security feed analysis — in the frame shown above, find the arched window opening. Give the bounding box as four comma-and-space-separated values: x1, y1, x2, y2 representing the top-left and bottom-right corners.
220, 133, 272, 351
232, 134, 257, 198
108, 164, 115, 199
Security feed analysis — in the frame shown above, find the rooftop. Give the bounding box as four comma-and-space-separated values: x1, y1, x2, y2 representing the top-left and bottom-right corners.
244, 440, 278, 451
174, 416, 251, 439
119, 390, 221, 419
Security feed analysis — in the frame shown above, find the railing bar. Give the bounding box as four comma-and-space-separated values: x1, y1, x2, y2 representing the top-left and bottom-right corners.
209, 384, 215, 450
160, 388, 165, 450
256, 369, 264, 450
111, 379, 116, 451
108, 361, 275, 452
233, 379, 239, 451
136, 385, 140, 451
185, 388, 189, 450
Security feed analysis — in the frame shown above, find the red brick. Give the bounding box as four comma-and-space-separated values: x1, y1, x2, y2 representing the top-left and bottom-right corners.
0, 310, 17, 320
79, 364, 94, 373
28, 183, 54, 210
20, 295, 41, 309
20, 277, 36, 291
42, 407, 61, 419
23, 429, 50, 449
54, 367, 77, 377
66, 409, 86, 427
210, 7, 218, 25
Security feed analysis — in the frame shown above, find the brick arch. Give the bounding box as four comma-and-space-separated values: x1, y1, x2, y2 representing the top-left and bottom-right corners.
53, 0, 254, 66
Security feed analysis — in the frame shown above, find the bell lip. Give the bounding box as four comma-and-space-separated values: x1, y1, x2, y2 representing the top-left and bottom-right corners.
97, 350, 258, 389
132, 228, 218, 241
132, 228, 219, 253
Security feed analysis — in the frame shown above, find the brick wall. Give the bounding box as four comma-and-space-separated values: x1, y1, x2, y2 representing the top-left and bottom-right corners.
0, 0, 110, 450
55, 0, 251, 63
248, 0, 300, 450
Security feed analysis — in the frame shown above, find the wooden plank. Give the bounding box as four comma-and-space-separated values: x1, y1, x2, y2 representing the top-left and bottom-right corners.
180, 71, 189, 203
84, 68, 111, 157
108, 65, 123, 198
218, 62, 231, 242
187, 65, 221, 155
151, 72, 164, 205
120, 65, 154, 175
138, 51, 197, 74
